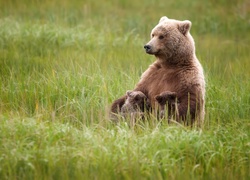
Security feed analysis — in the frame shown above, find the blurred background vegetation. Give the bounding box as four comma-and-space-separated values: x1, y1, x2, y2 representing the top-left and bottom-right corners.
0, 0, 249, 124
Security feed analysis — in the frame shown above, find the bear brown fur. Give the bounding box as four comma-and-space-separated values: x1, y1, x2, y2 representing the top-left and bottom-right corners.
110, 16, 205, 126
121, 90, 148, 114
120, 90, 149, 122
155, 91, 179, 122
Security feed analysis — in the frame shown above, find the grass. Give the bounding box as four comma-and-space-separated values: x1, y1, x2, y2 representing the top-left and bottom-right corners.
0, 0, 250, 179
1, 118, 249, 179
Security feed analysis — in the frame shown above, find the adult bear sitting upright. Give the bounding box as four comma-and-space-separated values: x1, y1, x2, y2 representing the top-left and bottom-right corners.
111, 16, 205, 126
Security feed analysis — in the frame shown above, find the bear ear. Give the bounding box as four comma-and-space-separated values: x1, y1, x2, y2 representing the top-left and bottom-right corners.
159, 16, 168, 23
155, 95, 163, 104
126, 90, 133, 97
178, 20, 192, 35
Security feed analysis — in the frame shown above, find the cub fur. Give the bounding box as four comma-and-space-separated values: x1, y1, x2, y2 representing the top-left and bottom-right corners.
155, 91, 179, 122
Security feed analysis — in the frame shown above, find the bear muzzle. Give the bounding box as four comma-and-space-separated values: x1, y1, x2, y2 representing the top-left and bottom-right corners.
144, 44, 152, 54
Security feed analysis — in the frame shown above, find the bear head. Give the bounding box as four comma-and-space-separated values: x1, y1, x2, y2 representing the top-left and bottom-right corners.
144, 16, 195, 64
121, 90, 148, 113
155, 91, 177, 106
155, 91, 179, 119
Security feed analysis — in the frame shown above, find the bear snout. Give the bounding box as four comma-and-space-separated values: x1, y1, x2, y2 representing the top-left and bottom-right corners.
144, 44, 152, 53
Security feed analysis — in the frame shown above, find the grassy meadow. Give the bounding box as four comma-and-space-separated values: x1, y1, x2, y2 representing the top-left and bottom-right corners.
0, 0, 250, 179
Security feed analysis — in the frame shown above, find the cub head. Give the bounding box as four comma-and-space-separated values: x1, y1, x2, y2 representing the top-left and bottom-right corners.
125, 90, 147, 106
121, 90, 148, 113
155, 91, 177, 106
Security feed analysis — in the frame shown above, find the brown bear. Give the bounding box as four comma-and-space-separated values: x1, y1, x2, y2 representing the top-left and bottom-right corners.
121, 90, 149, 114
155, 91, 179, 122
110, 16, 205, 126
120, 90, 149, 123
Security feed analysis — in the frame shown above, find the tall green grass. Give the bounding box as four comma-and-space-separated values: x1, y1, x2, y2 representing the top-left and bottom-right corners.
0, 0, 250, 179
0, 118, 249, 179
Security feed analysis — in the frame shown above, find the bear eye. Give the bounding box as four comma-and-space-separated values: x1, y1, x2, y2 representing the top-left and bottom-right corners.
159, 35, 164, 39
151, 34, 155, 38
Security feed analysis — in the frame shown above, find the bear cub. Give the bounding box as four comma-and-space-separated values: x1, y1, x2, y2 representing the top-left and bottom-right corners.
121, 90, 149, 119
155, 91, 179, 122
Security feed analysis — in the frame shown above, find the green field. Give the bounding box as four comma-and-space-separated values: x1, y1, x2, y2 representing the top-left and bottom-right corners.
0, 0, 250, 179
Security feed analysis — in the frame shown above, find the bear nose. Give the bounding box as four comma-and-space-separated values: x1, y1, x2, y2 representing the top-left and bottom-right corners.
144, 45, 151, 52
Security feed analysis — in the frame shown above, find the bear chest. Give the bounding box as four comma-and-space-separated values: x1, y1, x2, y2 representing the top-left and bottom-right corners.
140, 67, 180, 95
